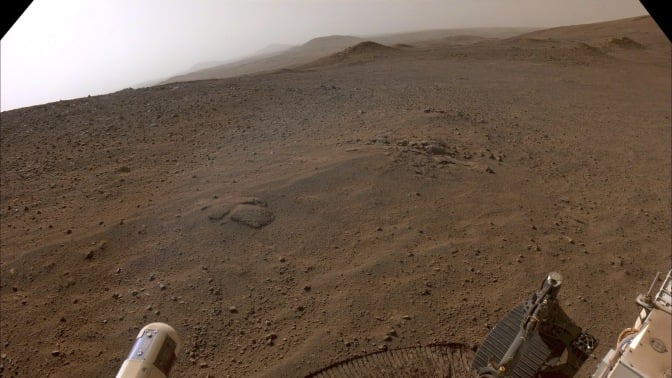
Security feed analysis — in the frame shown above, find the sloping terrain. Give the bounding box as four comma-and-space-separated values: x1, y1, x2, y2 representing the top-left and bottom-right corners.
1, 15, 670, 378
518, 15, 663, 46
507, 15, 669, 65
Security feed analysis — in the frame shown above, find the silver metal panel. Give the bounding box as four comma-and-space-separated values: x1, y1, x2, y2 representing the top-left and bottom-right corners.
620, 309, 671, 377
608, 361, 643, 378
655, 270, 672, 314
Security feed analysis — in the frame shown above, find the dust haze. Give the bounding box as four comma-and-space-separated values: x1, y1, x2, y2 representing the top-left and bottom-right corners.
1, 0, 648, 111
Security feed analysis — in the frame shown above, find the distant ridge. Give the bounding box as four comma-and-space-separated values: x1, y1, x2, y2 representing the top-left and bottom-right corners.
300, 41, 400, 68
254, 43, 294, 56
157, 28, 533, 85
159, 35, 367, 84
155, 17, 662, 86
513, 15, 661, 46
299, 35, 366, 52
341, 41, 396, 55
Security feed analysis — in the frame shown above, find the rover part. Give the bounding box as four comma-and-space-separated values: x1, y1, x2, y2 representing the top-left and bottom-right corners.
472, 272, 597, 377
117, 322, 182, 378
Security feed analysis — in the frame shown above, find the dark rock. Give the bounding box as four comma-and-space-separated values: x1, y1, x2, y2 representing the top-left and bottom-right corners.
424, 144, 446, 155
239, 197, 267, 207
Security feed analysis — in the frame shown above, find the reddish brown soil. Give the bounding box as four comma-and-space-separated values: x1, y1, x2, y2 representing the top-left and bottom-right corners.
1, 15, 669, 377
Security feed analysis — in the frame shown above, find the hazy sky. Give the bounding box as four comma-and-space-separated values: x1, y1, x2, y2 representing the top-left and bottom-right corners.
1, 0, 648, 111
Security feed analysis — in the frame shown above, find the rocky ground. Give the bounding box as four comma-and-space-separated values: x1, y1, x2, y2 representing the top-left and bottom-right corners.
1, 15, 670, 378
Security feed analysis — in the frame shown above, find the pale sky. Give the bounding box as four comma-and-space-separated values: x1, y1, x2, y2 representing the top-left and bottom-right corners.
1, 0, 648, 111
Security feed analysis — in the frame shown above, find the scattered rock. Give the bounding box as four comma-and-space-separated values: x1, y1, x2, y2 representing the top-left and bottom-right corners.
229, 306, 238, 313
265, 333, 277, 346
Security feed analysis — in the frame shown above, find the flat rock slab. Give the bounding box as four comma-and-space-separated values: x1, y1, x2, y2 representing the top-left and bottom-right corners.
230, 205, 275, 229
207, 207, 230, 221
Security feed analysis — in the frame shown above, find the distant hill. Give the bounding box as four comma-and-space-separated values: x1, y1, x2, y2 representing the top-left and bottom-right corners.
370, 27, 538, 46
158, 28, 536, 85
500, 15, 667, 64
155, 17, 663, 86
301, 41, 400, 68
253, 43, 294, 56
159, 35, 367, 84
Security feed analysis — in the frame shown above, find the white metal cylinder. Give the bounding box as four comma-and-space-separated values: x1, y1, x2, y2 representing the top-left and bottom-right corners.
116, 323, 182, 378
